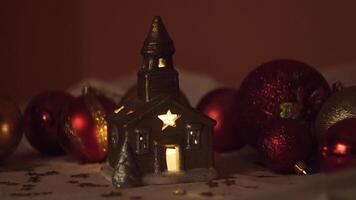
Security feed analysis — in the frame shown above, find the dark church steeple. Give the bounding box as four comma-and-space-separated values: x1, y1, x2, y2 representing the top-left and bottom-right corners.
137, 16, 179, 102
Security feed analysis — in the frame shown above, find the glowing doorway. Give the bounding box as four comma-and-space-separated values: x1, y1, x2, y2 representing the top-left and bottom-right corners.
165, 145, 181, 172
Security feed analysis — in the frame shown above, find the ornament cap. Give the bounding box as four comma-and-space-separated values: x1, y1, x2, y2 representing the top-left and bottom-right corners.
294, 162, 308, 175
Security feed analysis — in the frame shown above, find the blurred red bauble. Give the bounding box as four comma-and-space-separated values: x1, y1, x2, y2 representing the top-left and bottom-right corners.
24, 91, 74, 155
258, 119, 312, 174
237, 59, 330, 145
197, 88, 244, 152
321, 118, 356, 172
59, 87, 116, 163
0, 96, 23, 162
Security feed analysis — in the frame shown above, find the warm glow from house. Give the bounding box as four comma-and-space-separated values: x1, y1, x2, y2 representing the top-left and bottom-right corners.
158, 58, 166, 68
158, 110, 180, 131
165, 145, 180, 172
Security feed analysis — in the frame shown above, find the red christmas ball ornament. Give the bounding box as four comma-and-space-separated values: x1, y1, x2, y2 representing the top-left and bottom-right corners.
59, 87, 116, 163
321, 118, 356, 172
0, 96, 23, 162
197, 88, 244, 152
237, 59, 330, 145
258, 119, 312, 174
24, 91, 74, 155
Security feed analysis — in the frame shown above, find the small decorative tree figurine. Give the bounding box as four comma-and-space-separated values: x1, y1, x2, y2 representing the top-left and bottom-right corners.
112, 134, 142, 188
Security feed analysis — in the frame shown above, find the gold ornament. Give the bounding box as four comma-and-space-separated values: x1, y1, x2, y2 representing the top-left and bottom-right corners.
59, 87, 115, 163
0, 96, 23, 162
316, 86, 356, 137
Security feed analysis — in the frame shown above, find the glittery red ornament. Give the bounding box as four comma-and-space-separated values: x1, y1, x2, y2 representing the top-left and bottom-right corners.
197, 88, 244, 152
321, 118, 356, 172
237, 59, 330, 145
24, 91, 74, 155
258, 119, 312, 174
59, 87, 116, 163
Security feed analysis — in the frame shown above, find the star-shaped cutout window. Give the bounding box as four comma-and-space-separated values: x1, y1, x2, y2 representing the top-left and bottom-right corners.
157, 109, 181, 131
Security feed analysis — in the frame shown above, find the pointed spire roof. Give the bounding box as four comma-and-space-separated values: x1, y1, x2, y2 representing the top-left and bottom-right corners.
141, 16, 175, 56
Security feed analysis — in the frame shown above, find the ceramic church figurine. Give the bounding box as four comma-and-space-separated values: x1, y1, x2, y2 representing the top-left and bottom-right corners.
103, 16, 217, 188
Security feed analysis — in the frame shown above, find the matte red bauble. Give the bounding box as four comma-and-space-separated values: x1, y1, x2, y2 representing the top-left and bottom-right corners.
258, 119, 312, 174
237, 59, 330, 145
0, 96, 23, 162
59, 87, 116, 163
197, 88, 244, 152
24, 91, 74, 155
321, 118, 356, 172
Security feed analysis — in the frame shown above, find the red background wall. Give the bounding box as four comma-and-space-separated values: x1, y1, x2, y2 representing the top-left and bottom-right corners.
1, 1, 356, 103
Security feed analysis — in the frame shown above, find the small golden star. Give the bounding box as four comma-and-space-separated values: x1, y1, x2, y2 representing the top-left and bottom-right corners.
158, 110, 180, 131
